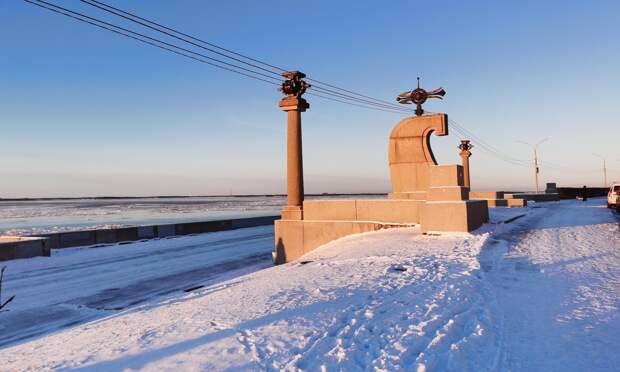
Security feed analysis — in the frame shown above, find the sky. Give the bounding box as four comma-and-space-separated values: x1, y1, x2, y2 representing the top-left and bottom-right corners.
1, 0, 619, 198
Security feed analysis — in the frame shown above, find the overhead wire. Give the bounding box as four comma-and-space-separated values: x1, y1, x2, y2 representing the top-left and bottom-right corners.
78, 0, 416, 113
24, 0, 611, 176
26, 0, 418, 114
79, 0, 285, 78
25, 0, 284, 86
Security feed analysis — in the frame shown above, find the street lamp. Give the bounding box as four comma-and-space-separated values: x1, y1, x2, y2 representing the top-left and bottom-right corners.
593, 153, 608, 187
516, 138, 548, 193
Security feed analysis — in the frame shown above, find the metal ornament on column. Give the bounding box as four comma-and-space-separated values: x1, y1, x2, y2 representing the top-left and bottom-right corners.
278, 71, 310, 220
396, 77, 446, 116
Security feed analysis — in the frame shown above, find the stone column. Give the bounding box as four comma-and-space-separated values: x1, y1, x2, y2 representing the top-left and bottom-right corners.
279, 96, 309, 220
459, 140, 473, 188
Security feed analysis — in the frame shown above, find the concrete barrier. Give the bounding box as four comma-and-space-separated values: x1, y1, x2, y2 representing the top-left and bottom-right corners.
557, 187, 608, 199
504, 193, 559, 202
31, 215, 279, 250
0, 236, 50, 261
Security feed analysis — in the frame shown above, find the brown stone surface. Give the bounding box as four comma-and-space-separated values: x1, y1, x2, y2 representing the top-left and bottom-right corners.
281, 206, 303, 220
485, 199, 509, 207
420, 200, 489, 232
507, 198, 527, 207
389, 113, 448, 194
279, 97, 307, 220
470, 191, 506, 199
273, 219, 383, 264
429, 165, 465, 187
303, 200, 357, 221
273, 220, 304, 264
427, 186, 470, 201
388, 191, 428, 200
355, 199, 423, 223
303, 199, 423, 224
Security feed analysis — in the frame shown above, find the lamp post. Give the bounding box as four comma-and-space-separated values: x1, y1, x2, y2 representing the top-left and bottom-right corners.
516, 138, 548, 193
593, 153, 608, 187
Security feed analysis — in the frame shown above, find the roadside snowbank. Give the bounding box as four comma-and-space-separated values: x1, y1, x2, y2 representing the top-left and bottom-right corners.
0, 200, 618, 371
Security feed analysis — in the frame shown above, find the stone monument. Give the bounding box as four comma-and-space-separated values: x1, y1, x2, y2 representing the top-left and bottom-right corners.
273, 77, 489, 264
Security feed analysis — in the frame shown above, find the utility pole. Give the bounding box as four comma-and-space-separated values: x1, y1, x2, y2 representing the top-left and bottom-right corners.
593, 154, 608, 187
517, 138, 548, 193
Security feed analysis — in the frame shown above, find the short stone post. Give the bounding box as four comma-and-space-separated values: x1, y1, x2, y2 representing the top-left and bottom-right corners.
458, 140, 473, 188
278, 71, 310, 220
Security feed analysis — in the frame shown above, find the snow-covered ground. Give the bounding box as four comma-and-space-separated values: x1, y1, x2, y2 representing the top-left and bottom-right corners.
0, 199, 618, 371
0, 226, 274, 348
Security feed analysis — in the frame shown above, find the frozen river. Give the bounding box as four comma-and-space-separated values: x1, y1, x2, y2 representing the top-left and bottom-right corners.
0, 195, 383, 236
0, 196, 284, 235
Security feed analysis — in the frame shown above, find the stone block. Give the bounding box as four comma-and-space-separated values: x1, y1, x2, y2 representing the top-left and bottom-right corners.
355, 199, 423, 224
485, 199, 509, 207
470, 191, 505, 199
507, 198, 527, 207
157, 224, 176, 238
302, 221, 382, 255
303, 200, 357, 221
273, 219, 384, 264
274, 219, 304, 264
388, 191, 427, 200
138, 226, 156, 239
429, 165, 464, 187
427, 186, 469, 201
116, 227, 139, 242
59, 231, 96, 248
421, 200, 488, 232
95, 229, 117, 244
281, 206, 303, 220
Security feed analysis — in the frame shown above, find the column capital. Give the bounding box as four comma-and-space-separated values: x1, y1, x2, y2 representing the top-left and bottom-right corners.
279, 97, 309, 112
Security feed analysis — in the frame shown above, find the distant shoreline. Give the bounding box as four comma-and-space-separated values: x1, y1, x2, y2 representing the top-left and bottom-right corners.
0, 193, 387, 202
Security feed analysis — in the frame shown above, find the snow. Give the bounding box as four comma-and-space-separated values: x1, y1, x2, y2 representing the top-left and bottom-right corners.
0, 199, 618, 371
0, 226, 275, 348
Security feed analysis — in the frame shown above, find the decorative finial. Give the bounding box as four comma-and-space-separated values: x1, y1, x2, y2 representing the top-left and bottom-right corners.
459, 139, 473, 152
397, 78, 446, 116
279, 71, 311, 98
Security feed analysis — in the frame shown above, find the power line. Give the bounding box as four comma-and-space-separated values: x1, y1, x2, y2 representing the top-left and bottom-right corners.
79, 0, 414, 112
312, 85, 415, 112
26, 0, 420, 115
81, 0, 286, 74
24, 0, 282, 86
80, 0, 284, 78
306, 92, 414, 114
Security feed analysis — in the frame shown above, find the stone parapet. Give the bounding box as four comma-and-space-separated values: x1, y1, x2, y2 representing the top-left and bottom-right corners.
0, 236, 50, 261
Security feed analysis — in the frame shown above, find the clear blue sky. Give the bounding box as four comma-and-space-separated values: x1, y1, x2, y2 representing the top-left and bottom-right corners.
1, 0, 618, 197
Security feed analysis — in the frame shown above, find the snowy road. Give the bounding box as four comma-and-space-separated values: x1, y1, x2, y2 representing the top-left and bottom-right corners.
0, 226, 274, 348
479, 200, 620, 371
0, 200, 619, 371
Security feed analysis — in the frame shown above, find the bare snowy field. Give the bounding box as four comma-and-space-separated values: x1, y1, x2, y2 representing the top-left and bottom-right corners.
0, 199, 618, 371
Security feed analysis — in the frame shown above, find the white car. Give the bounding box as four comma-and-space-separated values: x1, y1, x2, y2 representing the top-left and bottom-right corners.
608, 183, 620, 210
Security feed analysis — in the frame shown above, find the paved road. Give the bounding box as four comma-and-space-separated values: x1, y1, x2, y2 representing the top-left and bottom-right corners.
0, 226, 274, 348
